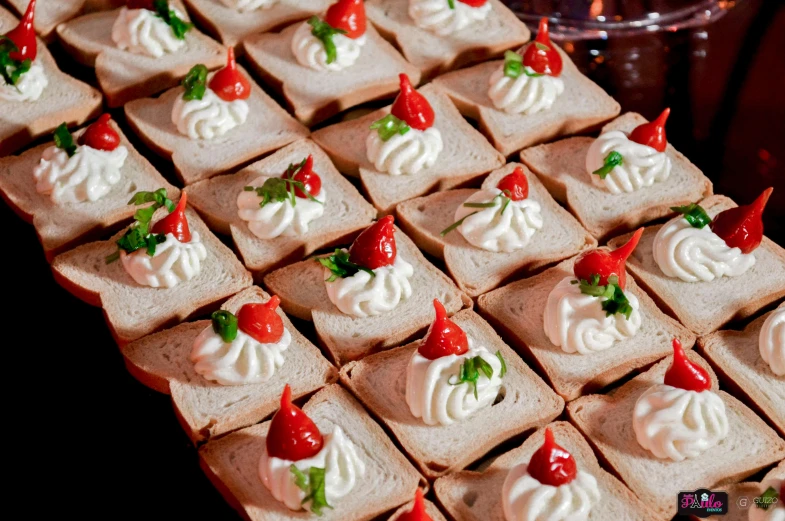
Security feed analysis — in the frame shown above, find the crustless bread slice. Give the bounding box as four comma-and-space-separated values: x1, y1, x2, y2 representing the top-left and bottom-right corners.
122, 286, 337, 443
520, 112, 714, 241
185, 139, 376, 280
199, 384, 427, 521
7, 0, 84, 40
434, 422, 661, 521
567, 352, 785, 520
396, 162, 596, 297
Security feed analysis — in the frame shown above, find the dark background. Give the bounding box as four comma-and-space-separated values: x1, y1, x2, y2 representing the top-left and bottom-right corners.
4, 0, 784, 519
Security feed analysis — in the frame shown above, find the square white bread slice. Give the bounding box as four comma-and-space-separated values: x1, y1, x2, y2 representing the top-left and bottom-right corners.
477, 256, 696, 401
55, 2, 226, 107
431, 45, 620, 156
199, 384, 427, 521
263, 225, 471, 366
185, 139, 376, 280
396, 162, 596, 297
311, 85, 505, 214
122, 286, 337, 443
705, 460, 785, 521
0, 7, 102, 156
434, 421, 661, 521
51, 207, 253, 346
607, 195, 785, 336
7, 0, 83, 40
520, 112, 714, 241
699, 305, 785, 436
124, 69, 309, 185
567, 351, 785, 520
243, 21, 421, 126
0, 121, 179, 261
388, 497, 447, 521
184, 0, 330, 49
366, 0, 529, 80
340, 308, 564, 479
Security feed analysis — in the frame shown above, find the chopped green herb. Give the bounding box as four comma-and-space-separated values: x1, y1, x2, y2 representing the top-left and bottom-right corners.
317, 249, 376, 282
575, 274, 633, 319
0, 36, 32, 88
290, 465, 332, 516
441, 192, 513, 236
53, 123, 77, 158
105, 188, 174, 263
440, 211, 477, 237
181, 64, 207, 101
244, 174, 321, 209
503, 50, 543, 79
755, 486, 778, 511
496, 350, 507, 378
447, 0, 455, 8
592, 151, 623, 179
670, 203, 711, 229
153, 0, 193, 39
211, 310, 238, 342
307, 16, 347, 65
369, 114, 410, 141
448, 353, 504, 400
463, 201, 498, 209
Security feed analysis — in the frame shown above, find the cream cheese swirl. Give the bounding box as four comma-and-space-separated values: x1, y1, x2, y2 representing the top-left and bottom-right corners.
502, 466, 601, 521
408, 0, 492, 36
652, 216, 756, 283
291, 21, 365, 72
759, 308, 785, 377
585, 130, 672, 194
366, 126, 443, 176
121, 231, 208, 288
111, 7, 187, 58
633, 384, 729, 461
0, 60, 47, 102
171, 87, 249, 140
488, 64, 564, 115
236, 177, 326, 239
33, 144, 128, 204
217, 0, 277, 12
259, 426, 366, 512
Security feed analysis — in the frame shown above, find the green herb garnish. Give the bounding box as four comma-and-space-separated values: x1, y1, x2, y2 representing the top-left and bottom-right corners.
496, 350, 507, 378
53, 123, 77, 158
369, 113, 411, 141
0, 36, 31, 88
290, 465, 332, 516
307, 16, 347, 65
317, 249, 376, 282
592, 151, 623, 179
153, 0, 193, 39
211, 310, 238, 342
502, 50, 542, 79
440, 190, 514, 236
243, 163, 322, 209
670, 203, 711, 229
181, 64, 207, 101
572, 274, 633, 319
448, 351, 505, 400
755, 486, 779, 511
105, 188, 175, 263
447, 0, 456, 8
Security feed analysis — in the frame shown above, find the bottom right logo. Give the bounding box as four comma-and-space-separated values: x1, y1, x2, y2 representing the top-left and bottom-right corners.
678, 489, 729, 517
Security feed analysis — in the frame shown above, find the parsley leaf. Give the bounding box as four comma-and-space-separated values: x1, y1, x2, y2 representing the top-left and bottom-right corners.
448, 352, 505, 400
290, 465, 332, 516
244, 175, 322, 209
574, 275, 633, 319
447, 0, 456, 8
0, 36, 32, 87
308, 16, 347, 65
592, 151, 623, 179
503, 50, 523, 79
755, 486, 778, 511
182, 64, 207, 101
370, 113, 410, 141
671, 203, 711, 229
53, 123, 77, 157
105, 188, 174, 263
152, 0, 193, 39
211, 310, 238, 342
316, 249, 375, 282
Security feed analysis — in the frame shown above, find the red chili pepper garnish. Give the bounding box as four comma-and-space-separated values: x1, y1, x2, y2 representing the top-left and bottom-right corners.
710, 187, 773, 254
208, 47, 251, 102
663, 338, 710, 392
324, 0, 366, 39
126, 0, 154, 10
629, 108, 670, 153
458, 0, 488, 6
418, 299, 469, 360
151, 192, 192, 243
348, 215, 397, 270
284, 155, 322, 199
391, 73, 434, 131
521, 18, 562, 77
4, 0, 37, 62
237, 296, 284, 344
528, 428, 577, 486
496, 166, 529, 201
397, 489, 432, 521
573, 228, 643, 290
78, 114, 121, 152
266, 384, 324, 461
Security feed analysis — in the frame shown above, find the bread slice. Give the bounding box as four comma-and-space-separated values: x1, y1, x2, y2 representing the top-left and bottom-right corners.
0, 7, 102, 156
477, 256, 696, 401
705, 461, 785, 521
122, 286, 337, 443
340, 308, 564, 479
7, 0, 83, 40
183, 0, 330, 49
396, 162, 596, 297
243, 22, 421, 126
431, 45, 620, 157
567, 351, 785, 520
520, 112, 714, 241
388, 496, 447, 521
607, 195, 785, 336
311, 85, 505, 214
124, 68, 309, 185
434, 421, 661, 521
263, 225, 471, 366
366, 0, 529, 80
199, 384, 427, 521
185, 139, 376, 280
51, 207, 253, 346
0, 120, 179, 261
699, 305, 785, 437
55, 2, 226, 107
